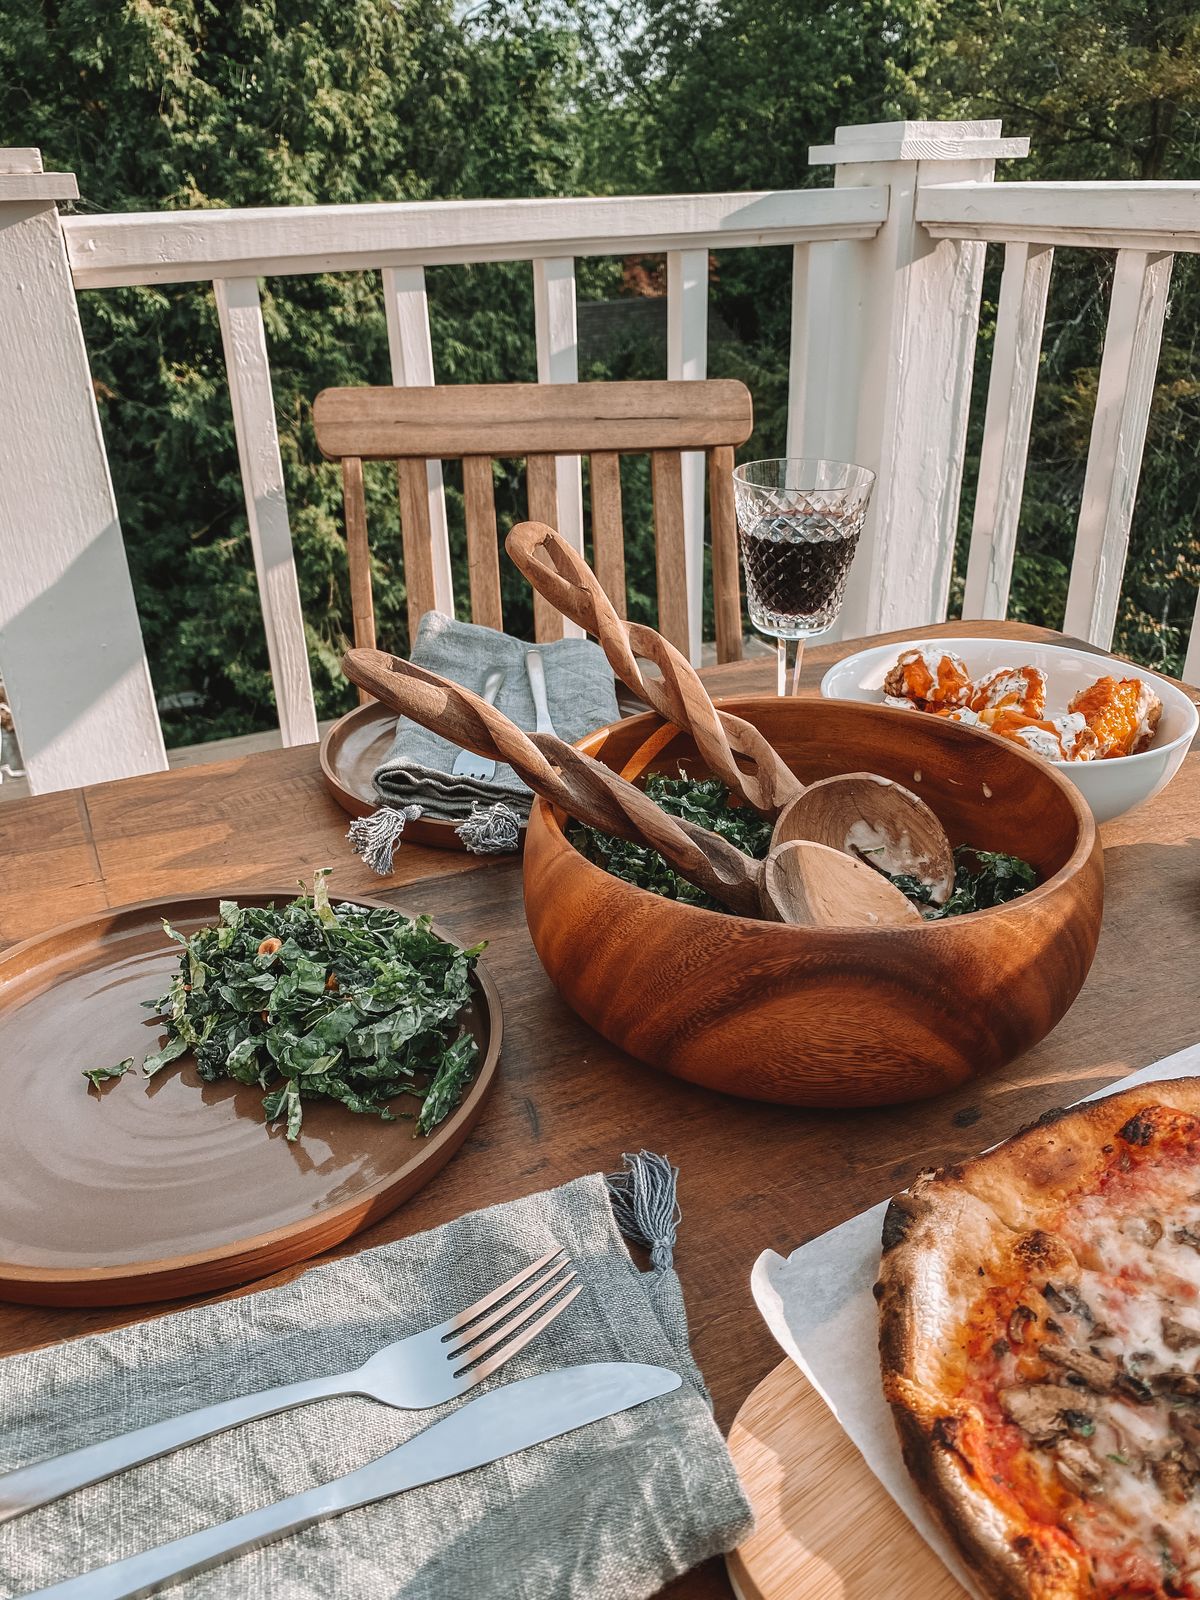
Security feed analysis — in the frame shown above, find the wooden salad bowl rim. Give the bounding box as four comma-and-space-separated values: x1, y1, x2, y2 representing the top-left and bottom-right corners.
538, 694, 1099, 935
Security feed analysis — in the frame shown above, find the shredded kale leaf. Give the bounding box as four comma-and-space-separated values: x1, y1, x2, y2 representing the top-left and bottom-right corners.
88, 871, 484, 1141
569, 773, 774, 911
886, 846, 1038, 919
83, 1058, 135, 1091
570, 774, 1036, 919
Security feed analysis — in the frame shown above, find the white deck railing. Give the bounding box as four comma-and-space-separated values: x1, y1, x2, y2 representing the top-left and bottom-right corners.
1, 118, 1197, 794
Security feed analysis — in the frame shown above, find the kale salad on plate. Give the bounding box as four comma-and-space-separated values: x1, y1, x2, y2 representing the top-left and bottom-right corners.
84, 871, 484, 1141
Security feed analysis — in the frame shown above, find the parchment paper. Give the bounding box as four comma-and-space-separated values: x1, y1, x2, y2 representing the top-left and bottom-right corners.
750, 1042, 1200, 1597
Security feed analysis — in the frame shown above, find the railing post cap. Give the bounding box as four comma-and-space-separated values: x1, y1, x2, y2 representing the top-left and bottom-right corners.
0, 147, 78, 202
809, 120, 1030, 166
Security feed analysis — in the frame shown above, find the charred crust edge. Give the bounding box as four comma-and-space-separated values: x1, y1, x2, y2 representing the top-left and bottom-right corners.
881, 1195, 919, 1252
1117, 1110, 1157, 1147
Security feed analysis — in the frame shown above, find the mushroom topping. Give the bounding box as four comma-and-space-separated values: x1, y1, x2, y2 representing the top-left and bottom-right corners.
1171, 1409, 1200, 1451
1008, 1304, 1037, 1346
1163, 1317, 1200, 1353
1054, 1436, 1104, 1495
1121, 1215, 1164, 1249
1158, 1369, 1200, 1399
1151, 1451, 1195, 1506
1041, 1342, 1118, 1392
1000, 1384, 1096, 1444
1042, 1282, 1095, 1324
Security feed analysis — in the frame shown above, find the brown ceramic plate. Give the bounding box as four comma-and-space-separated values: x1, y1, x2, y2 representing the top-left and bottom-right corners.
320, 687, 648, 850
0, 890, 501, 1307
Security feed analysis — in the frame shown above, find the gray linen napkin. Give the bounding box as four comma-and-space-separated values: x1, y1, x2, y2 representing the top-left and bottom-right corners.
372, 611, 620, 822
0, 1163, 752, 1599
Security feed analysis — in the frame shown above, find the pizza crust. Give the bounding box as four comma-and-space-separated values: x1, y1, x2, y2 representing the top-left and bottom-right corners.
951, 1077, 1200, 1230
877, 1176, 1088, 1600
877, 1078, 1200, 1600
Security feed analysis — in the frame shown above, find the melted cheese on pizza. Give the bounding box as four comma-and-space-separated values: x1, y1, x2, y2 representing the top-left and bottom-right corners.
945, 1106, 1200, 1598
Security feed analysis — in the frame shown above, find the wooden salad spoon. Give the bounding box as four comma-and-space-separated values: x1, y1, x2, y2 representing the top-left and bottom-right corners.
505, 521, 955, 901
771, 774, 957, 906
342, 648, 920, 929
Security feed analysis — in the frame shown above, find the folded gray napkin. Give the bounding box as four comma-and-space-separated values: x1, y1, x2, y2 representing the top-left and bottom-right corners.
0, 1156, 753, 1599
372, 611, 620, 823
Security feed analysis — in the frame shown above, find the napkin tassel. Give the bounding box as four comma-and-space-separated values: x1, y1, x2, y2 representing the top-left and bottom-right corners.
455, 800, 523, 855
606, 1150, 680, 1274
347, 804, 423, 876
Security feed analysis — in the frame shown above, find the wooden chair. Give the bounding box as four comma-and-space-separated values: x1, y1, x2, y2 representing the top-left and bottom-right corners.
312, 379, 754, 665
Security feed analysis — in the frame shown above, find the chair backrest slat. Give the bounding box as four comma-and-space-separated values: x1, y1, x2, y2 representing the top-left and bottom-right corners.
588, 451, 626, 620
314, 380, 751, 459
649, 449, 690, 655
396, 457, 439, 639
525, 453, 565, 641
313, 379, 753, 663
707, 444, 742, 666
462, 455, 503, 631
341, 455, 375, 703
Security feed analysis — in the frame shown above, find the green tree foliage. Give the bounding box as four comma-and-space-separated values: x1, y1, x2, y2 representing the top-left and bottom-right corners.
0, 0, 588, 739
1, 0, 1198, 745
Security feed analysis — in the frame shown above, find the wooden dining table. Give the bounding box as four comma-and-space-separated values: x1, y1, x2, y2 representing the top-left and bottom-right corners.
2, 617, 1198, 1599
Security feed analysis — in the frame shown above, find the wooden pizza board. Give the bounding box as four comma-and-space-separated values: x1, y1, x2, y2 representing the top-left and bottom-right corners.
725, 1358, 968, 1600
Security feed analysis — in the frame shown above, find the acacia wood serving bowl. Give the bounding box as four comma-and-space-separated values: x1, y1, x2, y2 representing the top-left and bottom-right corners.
523, 697, 1104, 1106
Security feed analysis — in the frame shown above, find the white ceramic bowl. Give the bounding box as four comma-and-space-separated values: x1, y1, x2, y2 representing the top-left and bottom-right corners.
820, 637, 1197, 824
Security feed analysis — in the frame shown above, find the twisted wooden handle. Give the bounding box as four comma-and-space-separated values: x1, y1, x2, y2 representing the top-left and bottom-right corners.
504, 522, 801, 817
341, 649, 764, 917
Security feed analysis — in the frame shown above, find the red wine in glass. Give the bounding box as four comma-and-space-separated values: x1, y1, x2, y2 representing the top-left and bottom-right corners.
732, 459, 876, 695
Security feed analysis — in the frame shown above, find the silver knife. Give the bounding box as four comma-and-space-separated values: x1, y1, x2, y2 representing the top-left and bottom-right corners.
24, 1362, 682, 1600
525, 649, 556, 736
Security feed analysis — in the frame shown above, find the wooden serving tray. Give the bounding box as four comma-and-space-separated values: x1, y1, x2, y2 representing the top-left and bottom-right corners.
726, 1359, 966, 1600
0, 891, 501, 1306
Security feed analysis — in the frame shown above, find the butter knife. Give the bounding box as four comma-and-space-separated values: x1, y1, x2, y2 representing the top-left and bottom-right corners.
525, 649, 556, 736
24, 1362, 682, 1600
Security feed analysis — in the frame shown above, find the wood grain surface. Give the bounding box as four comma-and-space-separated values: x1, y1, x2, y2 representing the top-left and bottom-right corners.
311, 379, 754, 458
0, 892, 501, 1306
1, 619, 1197, 1600
526, 694, 1102, 1104
726, 1360, 966, 1600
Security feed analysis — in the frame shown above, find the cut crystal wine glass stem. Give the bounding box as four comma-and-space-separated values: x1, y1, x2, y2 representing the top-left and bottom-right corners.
790, 637, 806, 697
776, 637, 788, 698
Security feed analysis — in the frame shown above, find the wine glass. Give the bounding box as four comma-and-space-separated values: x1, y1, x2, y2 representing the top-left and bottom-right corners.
732, 458, 876, 696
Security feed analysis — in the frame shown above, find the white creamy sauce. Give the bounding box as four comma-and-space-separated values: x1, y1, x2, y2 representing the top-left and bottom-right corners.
843, 817, 949, 901
981, 782, 993, 798
1053, 712, 1093, 761
1011, 723, 1065, 760
882, 693, 918, 711
942, 707, 982, 726
1132, 681, 1157, 748
973, 665, 1047, 708
899, 646, 967, 680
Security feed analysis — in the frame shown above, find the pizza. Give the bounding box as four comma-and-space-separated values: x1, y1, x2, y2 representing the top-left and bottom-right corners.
876, 1079, 1200, 1599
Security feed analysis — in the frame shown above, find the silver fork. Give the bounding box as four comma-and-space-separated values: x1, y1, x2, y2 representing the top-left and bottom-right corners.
0, 1246, 579, 1524
450, 668, 504, 779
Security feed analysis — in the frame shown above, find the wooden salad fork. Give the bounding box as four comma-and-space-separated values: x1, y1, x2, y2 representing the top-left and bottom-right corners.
0, 1247, 580, 1524
504, 520, 956, 900
343, 647, 920, 926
